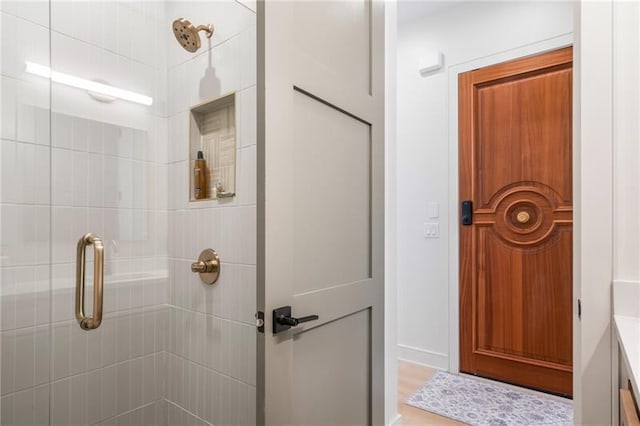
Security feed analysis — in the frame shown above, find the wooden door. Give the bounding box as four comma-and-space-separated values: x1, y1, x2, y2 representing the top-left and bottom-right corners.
459, 47, 573, 396
257, 0, 385, 424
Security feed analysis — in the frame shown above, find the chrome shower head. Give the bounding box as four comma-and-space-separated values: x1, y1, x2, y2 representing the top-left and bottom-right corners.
172, 18, 214, 53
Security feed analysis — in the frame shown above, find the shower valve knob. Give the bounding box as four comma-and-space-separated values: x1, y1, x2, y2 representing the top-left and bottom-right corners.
190, 260, 216, 273
190, 249, 220, 285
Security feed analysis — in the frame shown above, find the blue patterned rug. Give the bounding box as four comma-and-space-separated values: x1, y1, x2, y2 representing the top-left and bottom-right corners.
406, 371, 573, 426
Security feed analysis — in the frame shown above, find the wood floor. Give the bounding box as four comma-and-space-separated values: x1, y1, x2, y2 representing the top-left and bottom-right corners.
397, 360, 464, 425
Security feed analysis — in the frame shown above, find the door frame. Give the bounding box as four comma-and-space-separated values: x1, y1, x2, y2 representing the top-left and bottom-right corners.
446, 33, 574, 376
443, 3, 616, 423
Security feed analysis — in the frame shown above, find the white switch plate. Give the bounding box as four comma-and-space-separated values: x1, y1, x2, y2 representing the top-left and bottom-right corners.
427, 202, 439, 219
423, 222, 440, 238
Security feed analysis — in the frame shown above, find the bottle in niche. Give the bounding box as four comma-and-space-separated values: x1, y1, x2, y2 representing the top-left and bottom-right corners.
194, 150, 207, 199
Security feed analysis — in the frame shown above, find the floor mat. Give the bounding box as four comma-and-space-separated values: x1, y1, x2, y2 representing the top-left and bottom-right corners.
406, 371, 573, 426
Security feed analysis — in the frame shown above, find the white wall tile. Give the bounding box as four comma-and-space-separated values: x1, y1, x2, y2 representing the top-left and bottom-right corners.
235, 145, 257, 206
13, 329, 35, 391
69, 321, 88, 376
52, 113, 73, 150
116, 360, 131, 414
0, 270, 16, 332
1, 330, 15, 395
0, 140, 33, 204
237, 86, 257, 149
34, 385, 50, 425
115, 2, 133, 59
0, 393, 14, 425
12, 268, 35, 329
0, 1, 49, 27
87, 369, 103, 425
52, 148, 73, 205
73, 150, 89, 206
13, 387, 34, 426
116, 313, 130, 362
51, 378, 70, 426
69, 374, 87, 426
34, 325, 50, 386
34, 144, 51, 204
0, 12, 49, 81
0, 205, 37, 266
101, 316, 117, 367
52, 322, 70, 381
130, 357, 143, 410
102, 363, 118, 420
1, 76, 49, 143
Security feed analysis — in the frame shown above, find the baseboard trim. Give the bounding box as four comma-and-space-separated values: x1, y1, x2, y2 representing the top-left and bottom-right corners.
389, 413, 402, 426
397, 344, 449, 370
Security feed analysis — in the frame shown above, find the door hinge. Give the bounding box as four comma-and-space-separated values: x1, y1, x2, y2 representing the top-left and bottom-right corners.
255, 311, 264, 333
577, 299, 581, 320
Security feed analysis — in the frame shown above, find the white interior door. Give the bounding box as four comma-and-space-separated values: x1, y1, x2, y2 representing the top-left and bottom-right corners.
257, 1, 385, 425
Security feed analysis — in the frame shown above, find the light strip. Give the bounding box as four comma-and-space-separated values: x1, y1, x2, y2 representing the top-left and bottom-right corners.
25, 62, 153, 106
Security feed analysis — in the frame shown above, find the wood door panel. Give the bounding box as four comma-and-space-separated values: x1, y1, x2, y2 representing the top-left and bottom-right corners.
460, 47, 573, 397
476, 226, 572, 366
477, 67, 572, 207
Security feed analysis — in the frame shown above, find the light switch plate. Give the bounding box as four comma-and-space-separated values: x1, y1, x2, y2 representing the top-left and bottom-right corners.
423, 222, 440, 238
427, 202, 439, 219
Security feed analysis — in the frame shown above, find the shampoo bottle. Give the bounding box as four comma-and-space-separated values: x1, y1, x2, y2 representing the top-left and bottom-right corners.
194, 150, 207, 199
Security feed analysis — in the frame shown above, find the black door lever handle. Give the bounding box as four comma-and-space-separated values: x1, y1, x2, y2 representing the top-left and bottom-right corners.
277, 314, 319, 327
273, 306, 319, 334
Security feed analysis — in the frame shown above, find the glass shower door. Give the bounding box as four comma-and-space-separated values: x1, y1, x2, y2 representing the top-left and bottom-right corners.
1, 1, 169, 424
47, 1, 169, 424
1, 0, 256, 424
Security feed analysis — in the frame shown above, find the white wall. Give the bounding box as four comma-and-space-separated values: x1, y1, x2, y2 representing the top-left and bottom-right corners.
396, 1, 574, 369
613, 2, 640, 284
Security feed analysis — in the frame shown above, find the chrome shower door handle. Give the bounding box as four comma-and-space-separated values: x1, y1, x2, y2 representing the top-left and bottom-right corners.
75, 233, 104, 330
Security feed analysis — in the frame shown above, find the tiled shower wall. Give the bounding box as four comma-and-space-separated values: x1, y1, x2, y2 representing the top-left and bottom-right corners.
0, 0, 256, 425
164, 1, 257, 424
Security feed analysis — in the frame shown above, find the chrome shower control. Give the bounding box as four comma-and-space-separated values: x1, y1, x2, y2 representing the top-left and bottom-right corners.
191, 249, 220, 285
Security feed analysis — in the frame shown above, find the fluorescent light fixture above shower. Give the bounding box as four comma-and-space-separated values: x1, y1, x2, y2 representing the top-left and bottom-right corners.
25, 62, 153, 106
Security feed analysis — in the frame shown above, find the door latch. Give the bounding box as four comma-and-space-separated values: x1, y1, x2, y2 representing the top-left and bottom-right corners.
255, 311, 265, 333
272, 306, 319, 334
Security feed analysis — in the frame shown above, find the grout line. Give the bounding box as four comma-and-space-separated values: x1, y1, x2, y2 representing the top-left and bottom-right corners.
49, 351, 162, 387
91, 398, 163, 426
164, 351, 257, 390
166, 304, 254, 328
164, 398, 214, 426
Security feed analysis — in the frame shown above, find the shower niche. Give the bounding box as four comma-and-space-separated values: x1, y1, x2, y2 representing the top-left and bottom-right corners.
189, 93, 237, 201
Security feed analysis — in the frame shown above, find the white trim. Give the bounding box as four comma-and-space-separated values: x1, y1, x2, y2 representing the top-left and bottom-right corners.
385, 1, 399, 425
388, 414, 403, 426
398, 344, 449, 370
446, 33, 574, 375
573, 2, 614, 423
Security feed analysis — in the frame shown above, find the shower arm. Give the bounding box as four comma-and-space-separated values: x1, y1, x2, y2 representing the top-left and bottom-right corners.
196, 24, 214, 38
